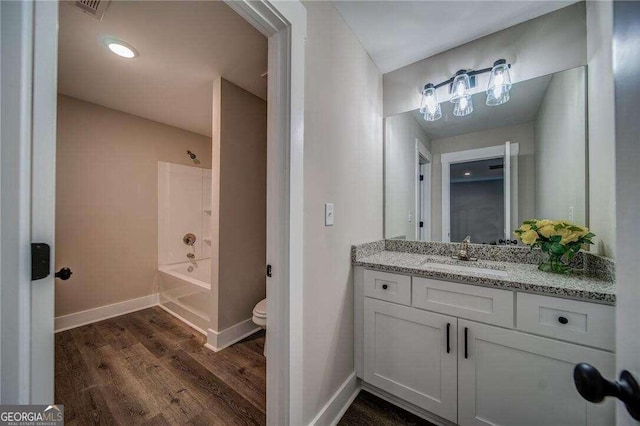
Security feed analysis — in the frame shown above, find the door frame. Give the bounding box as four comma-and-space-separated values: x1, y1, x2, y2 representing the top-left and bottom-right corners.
415, 140, 432, 241
0, 0, 58, 404
440, 143, 519, 243
1, 0, 307, 423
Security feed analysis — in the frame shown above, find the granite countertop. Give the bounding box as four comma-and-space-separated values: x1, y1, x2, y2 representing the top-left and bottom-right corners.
352, 241, 616, 304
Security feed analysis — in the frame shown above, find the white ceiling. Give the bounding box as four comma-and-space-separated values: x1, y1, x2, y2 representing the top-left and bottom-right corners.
58, 1, 267, 137
333, 1, 577, 74
410, 73, 552, 140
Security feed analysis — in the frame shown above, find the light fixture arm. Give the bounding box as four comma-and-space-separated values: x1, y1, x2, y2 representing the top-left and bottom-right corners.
425, 60, 511, 92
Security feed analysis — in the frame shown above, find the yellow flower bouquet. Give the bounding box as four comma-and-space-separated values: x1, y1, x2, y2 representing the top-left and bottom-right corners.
514, 219, 595, 274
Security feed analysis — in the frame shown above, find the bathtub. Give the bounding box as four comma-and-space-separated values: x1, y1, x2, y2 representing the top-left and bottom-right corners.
158, 258, 212, 333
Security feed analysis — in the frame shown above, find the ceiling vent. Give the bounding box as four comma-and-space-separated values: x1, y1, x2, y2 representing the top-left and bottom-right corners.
72, 0, 111, 21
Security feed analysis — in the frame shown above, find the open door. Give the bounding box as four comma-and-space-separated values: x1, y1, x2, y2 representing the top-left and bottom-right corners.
572, 3, 640, 424
0, 1, 58, 404
611, 2, 640, 423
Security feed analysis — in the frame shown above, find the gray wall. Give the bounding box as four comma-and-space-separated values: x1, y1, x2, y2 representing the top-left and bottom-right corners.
55, 95, 212, 317
383, 2, 587, 117
302, 2, 383, 423
451, 179, 504, 243
430, 122, 535, 241
587, 0, 616, 258
384, 113, 430, 240
215, 79, 267, 331
534, 67, 587, 226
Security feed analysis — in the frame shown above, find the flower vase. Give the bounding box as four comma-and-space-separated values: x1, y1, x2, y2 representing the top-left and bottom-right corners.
538, 252, 571, 274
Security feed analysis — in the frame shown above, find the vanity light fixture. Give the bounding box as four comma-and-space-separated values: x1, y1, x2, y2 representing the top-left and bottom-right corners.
103, 38, 138, 59
453, 94, 474, 117
420, 83, 442, 121
420, 59, 512, 121
486, 59, 512, 106
450, 71, 472, 104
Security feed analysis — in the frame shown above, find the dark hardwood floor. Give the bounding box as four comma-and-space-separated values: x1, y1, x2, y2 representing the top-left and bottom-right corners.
338, 391, 437, 426
55, 306, 266, 425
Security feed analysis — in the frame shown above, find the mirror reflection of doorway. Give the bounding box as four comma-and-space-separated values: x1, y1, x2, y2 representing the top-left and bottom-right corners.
450, 158, 504, 243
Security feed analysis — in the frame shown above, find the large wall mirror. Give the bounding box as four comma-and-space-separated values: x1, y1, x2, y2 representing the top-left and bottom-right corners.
384, 66, 587, 244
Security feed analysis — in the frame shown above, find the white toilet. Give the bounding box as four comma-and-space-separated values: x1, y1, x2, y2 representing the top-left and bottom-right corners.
252, 298, 267, 356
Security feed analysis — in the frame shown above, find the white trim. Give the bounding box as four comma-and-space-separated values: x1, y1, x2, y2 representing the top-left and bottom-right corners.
441, 143, 519, 242
228, 2, 306, 425
205, 319, 261, 352
309, 372, 360, 426
361, 382, 456, 426
54, 294, 159, 333
415, 140, 432, 241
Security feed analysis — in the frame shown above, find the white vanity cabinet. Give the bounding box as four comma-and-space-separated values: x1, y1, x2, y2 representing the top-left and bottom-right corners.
364, 298, 458, 421
354, 267, 615, 426
458, 319, 614, 426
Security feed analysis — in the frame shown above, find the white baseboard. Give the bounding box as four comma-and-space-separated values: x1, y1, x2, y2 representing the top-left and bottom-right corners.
55, 293, 159, 332
206, 318, 261, 352
361, 382, 455, 426
309, 372, 360, 426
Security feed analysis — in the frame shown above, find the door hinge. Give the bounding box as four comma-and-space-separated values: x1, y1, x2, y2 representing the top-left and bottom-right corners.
31, 243, 51, 280
419, 222, 424, 228
420, 175, 424, 181
266, 264, 272, 278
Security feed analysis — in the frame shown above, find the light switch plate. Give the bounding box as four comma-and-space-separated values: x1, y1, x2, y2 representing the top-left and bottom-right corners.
325, 203, 334, 226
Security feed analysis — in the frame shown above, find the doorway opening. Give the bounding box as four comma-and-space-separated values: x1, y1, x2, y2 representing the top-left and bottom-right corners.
416, 141, 432, 241
441, 142, 519, 244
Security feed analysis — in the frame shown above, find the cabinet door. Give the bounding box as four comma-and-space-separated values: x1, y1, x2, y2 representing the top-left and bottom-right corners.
364, 298, 458, 422
458, 320, 615, 426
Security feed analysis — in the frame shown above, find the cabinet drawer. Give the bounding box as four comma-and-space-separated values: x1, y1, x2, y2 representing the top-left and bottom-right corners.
516, 293, 615, 351
364, 270, 411, 306
412, 278, 514, 327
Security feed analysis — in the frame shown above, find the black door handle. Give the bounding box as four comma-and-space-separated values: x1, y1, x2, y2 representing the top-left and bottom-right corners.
55, 267, 72, 280
574, 363, 640, 420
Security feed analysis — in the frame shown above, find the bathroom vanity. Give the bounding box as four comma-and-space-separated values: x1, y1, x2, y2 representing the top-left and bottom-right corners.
353, 240, 616, 426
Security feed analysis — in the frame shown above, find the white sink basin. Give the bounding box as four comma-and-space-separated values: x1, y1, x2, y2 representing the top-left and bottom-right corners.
421, 261, 508, 277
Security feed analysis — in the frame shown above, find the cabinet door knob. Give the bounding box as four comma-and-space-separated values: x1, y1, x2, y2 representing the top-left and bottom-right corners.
558, 316, 569, 324
574, 363, 640, 420
382, 284, 388, 290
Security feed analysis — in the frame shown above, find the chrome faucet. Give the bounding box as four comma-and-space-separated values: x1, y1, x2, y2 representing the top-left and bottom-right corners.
452, 235, 477, 261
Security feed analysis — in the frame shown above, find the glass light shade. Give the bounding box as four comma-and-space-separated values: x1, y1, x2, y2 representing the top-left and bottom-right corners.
450, 73, 471, 103
420, 84, 442, 121
453, 95, 473, 116
486, 60, 511, 106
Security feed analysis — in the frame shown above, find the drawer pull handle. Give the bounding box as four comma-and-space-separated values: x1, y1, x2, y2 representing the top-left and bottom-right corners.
464, 327, 469, 359
446, 323, 451, 354
558, 316, 569, 325
382, 284, 388, 290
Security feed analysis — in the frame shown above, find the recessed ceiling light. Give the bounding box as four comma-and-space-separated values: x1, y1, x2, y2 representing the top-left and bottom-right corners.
464, 172, 471, 176
103, 38, 138, 59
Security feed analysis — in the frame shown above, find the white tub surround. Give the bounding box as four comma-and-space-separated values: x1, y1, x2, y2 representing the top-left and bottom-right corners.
158, 259, 212, 334
158, 161, 212, 265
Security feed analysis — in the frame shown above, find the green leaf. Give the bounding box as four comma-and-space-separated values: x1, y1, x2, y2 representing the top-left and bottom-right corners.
550, 242, 566, 255
584, 233, 596, 239
567, 226, 584, 232
550, 235, 562, 243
